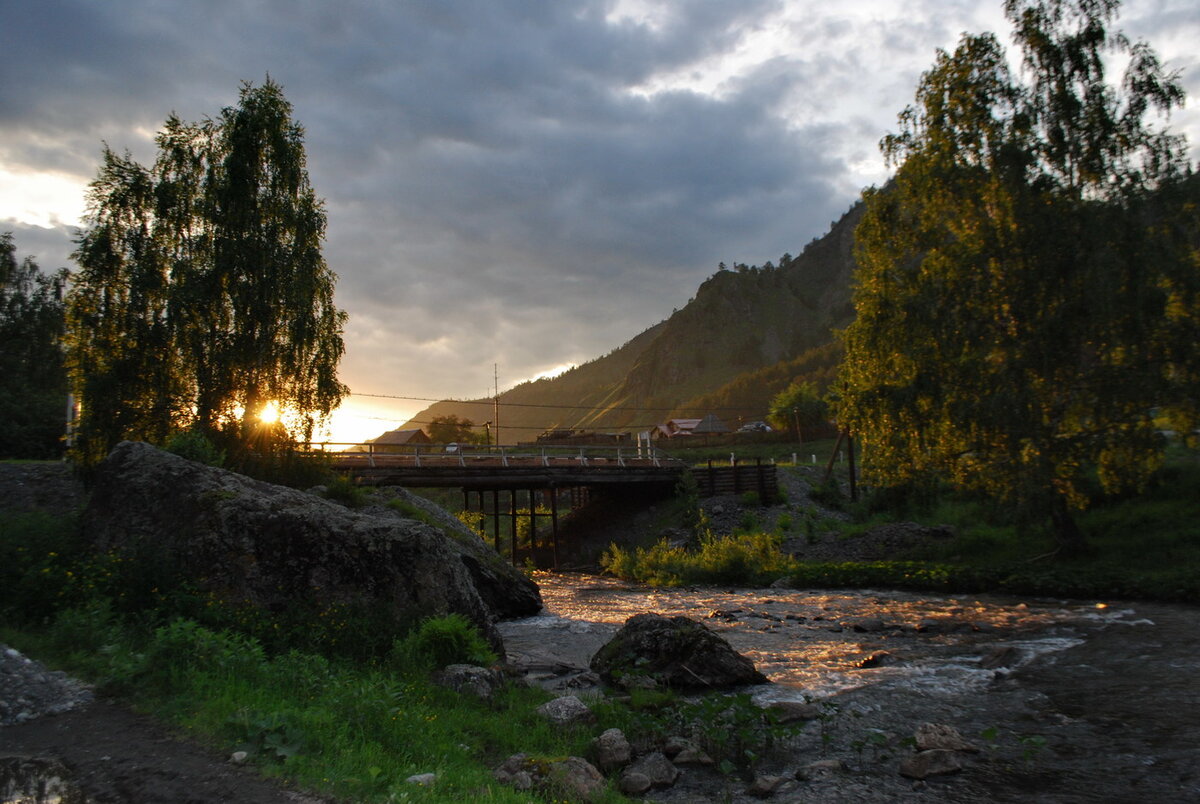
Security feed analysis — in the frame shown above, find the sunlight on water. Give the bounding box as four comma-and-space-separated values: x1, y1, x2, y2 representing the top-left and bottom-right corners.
514, 572, 1138, 702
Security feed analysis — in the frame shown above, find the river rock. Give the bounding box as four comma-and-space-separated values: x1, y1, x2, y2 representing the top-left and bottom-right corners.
747, 774, 787, 797
494, 754, 604, 801
591, 728, 632, 773
624, 751, 679, 789
914, 723, 978, 753
81, 441, 541, 649
432, 664, 505, 700
899, 749, 963, 779
590, 613, 769, 690
664, 736, 714, 766
536, 694, 595, 726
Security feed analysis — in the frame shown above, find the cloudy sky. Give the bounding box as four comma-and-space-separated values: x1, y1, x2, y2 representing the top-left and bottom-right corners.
3, 0, 1198, 442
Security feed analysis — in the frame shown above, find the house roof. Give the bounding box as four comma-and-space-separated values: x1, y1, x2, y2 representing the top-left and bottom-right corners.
692, 413, 730, 434
370, 428, 430, 445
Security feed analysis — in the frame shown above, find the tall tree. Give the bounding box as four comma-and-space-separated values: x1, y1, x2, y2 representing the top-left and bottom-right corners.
838, 0, 1196, 550
0, 234, 68, 458
67, 79, 347, 464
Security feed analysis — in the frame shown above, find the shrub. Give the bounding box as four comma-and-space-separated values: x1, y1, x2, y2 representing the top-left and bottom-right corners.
389, 613, 497, 672
323, 474, 366, 508
164, 429, 226, 467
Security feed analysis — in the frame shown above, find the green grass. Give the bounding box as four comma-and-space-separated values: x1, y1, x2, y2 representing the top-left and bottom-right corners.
1, 610, 607, 803
601, 449, 1200, 603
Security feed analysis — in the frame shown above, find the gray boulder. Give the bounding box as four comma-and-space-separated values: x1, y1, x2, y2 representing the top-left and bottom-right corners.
590, 613, 769, 690
82, 441, 541, 648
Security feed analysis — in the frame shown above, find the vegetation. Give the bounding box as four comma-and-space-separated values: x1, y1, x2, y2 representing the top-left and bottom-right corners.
66, 78, 347, 467
0, 234, 68, 459
602, 445, 1200, 603
766, 380, 829, 443
839, 0, 1199, 552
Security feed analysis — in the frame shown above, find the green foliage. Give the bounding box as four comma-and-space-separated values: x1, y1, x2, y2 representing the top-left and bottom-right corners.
389, 613, 498, 672
67, 79, 348, 466
767, 380, 829, 441
427, 414, 485, 444
322, 474, 366, 508
0, 234, 69, 459
601, 530, 797, 587
840, 0, 1198, 550
164, 429, 226, 467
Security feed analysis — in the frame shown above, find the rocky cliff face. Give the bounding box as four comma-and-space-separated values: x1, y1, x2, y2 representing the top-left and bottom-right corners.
82, 442, 541, 649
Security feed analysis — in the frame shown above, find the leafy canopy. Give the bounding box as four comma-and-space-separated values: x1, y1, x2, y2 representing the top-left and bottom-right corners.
838, 0, 1198, 546
67, 79, 348, 465
0, 234, 69, 458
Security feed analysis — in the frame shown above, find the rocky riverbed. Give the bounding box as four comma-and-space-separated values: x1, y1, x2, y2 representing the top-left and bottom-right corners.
499, 573, 1200, 803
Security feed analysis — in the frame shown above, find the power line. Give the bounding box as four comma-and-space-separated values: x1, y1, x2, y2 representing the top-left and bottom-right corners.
348, 390, 773, 415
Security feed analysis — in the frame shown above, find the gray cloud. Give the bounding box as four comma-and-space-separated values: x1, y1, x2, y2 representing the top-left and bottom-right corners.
2, 0, 1198, 432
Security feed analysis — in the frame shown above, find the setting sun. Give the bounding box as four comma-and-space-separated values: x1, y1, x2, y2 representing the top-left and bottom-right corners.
258, 402, 280, 424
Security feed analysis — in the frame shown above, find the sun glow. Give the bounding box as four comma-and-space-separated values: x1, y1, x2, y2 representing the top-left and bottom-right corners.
258, 402, 280, 424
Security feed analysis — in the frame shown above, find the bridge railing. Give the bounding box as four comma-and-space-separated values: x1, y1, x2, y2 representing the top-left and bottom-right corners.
294, 441, 681, 469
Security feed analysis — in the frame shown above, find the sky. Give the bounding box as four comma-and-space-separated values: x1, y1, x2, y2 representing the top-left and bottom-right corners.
3, 0, 1199, 443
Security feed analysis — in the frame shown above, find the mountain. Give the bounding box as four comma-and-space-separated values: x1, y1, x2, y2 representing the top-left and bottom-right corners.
403, 200, 863, 443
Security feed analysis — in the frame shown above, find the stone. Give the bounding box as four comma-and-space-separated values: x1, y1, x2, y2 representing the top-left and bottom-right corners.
229, 751, 248, 764
981, 645, 1024, 669
848, 617, 887, 632
590, 613, 769, 690
914, 723, 979, 753
545, 757, 605, 802
747, 774, 787, 797
618, 771, 652, 796
664, 736, 714, 766
493, 754, 604, 801
766, 700, 823, 723
899, 749, 963, 779
81, 442, 541, 650
857, 651, 895, 668
433, 664, 505, 700
591, 728, 632, 773
405, 773, 437, 786
625, 751, 680, 788
796, 758, 847, 780
536, 695, 595, 727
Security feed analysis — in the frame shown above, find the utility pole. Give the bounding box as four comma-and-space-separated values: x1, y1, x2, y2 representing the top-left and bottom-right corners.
493, 364, 500, 447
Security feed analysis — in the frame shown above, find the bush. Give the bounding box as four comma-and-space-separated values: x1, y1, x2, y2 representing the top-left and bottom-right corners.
164, 429, 225, 467
323, 474, 366, 508
389, 613, 497, 672
601, 531, 797, 587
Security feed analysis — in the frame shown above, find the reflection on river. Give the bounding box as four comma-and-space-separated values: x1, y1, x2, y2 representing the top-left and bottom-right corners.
500, 572, 1138, 704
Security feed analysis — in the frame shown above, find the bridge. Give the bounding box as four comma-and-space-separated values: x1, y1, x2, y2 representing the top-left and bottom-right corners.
304, 443, 778, 568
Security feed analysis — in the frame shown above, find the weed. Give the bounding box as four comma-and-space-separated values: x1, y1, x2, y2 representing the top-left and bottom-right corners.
323, 474, 367, 508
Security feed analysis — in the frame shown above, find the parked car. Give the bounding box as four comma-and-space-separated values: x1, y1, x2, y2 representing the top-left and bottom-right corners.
738, 421, 773, 433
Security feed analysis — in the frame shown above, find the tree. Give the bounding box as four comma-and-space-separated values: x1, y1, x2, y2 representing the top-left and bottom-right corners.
0, 234, 68, 458
67, 79, 347, 464
838, 0, 1197, 550
767, 381, 828, 443
427, 415, 483, 444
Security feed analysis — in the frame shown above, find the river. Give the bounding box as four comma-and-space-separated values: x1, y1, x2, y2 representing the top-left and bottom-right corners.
498, 572, 1200, 803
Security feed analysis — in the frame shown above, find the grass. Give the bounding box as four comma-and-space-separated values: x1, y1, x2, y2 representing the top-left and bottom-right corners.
601, 447, 1200, 603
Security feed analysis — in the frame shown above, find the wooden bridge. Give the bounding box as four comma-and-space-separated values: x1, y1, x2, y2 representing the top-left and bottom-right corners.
304, 443, 778, 568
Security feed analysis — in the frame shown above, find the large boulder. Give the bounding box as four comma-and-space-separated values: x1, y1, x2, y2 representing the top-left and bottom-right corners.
82, 441, 541, 648
590, 613, 769, 690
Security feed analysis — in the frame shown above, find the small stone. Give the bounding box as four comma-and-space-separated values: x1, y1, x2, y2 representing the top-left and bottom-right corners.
747, 774, 786, 797
405, 773, 437, 786
626, 751, 679, 788
981, 645, 1024, 670
536, 694, 595, 726
914, 723, 978, 753
546, 757, 605, 802
767, 700, 823, 723
899, 749, 963, 779
229, 751, 248, 764
796, 758, 847, 780
618, 771, 652, 795
591, 728, 632, 773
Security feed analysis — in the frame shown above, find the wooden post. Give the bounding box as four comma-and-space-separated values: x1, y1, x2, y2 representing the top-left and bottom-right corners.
491, 489, 500, 552
823, 429, 847, 483
528, 489, 537, 559
846, 431, 858, 502
550, 487, 560, 570
509, 489, 518, 567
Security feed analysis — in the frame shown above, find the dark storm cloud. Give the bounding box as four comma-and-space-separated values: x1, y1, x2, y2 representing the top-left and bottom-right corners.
2, 0, 1197, 416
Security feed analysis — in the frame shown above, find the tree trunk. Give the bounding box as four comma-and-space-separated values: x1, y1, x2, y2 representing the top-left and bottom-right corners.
1049, 497, 1087, 557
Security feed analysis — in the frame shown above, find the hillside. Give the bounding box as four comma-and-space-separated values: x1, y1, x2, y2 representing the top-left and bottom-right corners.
404, 201, 862, 442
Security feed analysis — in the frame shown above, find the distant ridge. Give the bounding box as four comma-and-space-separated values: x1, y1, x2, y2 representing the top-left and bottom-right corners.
401, 201, 863, 443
